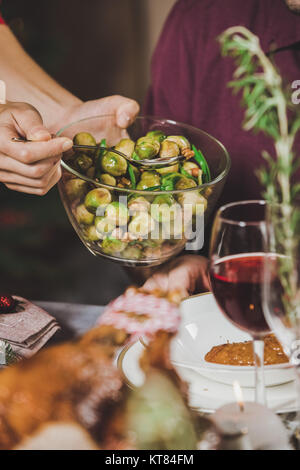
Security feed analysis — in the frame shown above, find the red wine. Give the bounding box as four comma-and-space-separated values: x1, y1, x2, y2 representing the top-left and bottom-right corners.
210, 253, 271, 335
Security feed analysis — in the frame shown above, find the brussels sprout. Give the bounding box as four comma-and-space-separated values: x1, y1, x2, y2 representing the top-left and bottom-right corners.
175, 177, 197, 190
75, 154, 93, 173
146, 130, 166, 143
84, 188, 112, 214
152, 194, 176, 206
95, 216, 116, 239
115, 138, 135, 158
136, 171, 161, 190
151, 194, 179, 223
105, 201, 129, 226
65, 178, 89, 201
161, 212, 189, 239
136, 137, 160, 149
99, 173, 117, 186
73, 132, 97, 149
177, 191, 207, 215
128, 213, 155, 237
135, 181, 153, 191
159, 140, 180, 159
75, 204, 95, 225
110, 227, 125, 240
122, 245, 143, 260
101, 151, 127, 176
160, 172, 182, 190
86, 166, 95, 179
84, 225, 100, 242
128, 196, 151, 215
156, 163, 179, 175
143, 245, 163, 259
167, 135, 191, 151
141, 239, 163, 251
101, 238, 127, 255
162, 220, 184, 239
135, 140, 160, 160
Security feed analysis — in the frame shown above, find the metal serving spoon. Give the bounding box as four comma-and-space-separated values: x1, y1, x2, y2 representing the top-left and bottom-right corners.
11, 137, 186, 169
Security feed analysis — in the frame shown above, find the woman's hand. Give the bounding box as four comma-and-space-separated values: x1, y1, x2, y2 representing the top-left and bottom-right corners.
0, 102, 73, 195
0, 96, 139, 195
55, 95, 140, 132
143, 254, 211, 298
0, 27, 139, 195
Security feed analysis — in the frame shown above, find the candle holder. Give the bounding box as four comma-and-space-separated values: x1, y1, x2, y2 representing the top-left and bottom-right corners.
211, 382, 290, 450
214, 420, 251, 450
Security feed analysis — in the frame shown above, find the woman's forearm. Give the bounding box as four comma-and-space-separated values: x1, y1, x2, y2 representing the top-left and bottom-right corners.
0, 26, 140, 196
0, 25, 81, 129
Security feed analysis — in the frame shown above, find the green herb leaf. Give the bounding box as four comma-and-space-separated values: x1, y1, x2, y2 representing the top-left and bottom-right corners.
128, 164, 136, 189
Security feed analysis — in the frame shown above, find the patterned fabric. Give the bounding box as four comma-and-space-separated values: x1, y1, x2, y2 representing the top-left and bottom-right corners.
98, 288, 180, 341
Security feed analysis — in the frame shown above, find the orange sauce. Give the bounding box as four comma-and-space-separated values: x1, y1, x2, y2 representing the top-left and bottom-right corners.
205, 334, 288, 366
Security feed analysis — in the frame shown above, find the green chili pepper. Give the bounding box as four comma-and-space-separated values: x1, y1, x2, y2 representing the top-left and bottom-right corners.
128, 164, 136, 189
191, 145, 211, 182
95, 139, 107, 178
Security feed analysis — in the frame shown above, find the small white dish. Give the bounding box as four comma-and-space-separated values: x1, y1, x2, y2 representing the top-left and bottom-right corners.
117, 340, 298, 414
170, 293, 294, 388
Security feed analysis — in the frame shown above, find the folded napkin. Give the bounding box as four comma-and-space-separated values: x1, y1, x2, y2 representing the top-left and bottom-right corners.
0, 296, 60, 360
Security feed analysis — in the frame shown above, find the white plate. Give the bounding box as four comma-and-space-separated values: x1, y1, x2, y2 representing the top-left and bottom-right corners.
118, 340, 298, 414
170, 293, 294, 388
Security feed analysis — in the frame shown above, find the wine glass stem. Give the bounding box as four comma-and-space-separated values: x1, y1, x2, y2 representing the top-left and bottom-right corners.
293, 367, 300, 442
253, 338, 266, 405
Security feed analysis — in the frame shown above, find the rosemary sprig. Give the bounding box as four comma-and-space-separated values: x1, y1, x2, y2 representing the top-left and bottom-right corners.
218, 26, 300, 206
0, 340, 18, 366
218, 27, 300, 321
5, 342, 18, 365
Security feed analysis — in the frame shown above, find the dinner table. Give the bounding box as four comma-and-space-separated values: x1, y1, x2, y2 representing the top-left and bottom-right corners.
34, 300, 104, 344
33, 299, 300, 450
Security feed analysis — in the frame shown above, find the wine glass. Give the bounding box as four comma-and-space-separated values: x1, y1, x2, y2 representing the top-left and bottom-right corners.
209, 200, 269, 404
263, 202, 300, 427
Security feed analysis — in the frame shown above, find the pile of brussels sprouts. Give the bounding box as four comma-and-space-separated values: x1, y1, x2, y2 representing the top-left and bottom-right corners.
63, 130, 210, 261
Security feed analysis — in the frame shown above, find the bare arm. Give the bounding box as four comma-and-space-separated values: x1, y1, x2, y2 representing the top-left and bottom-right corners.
0, 25, 139, 194
0, 25, 80, 129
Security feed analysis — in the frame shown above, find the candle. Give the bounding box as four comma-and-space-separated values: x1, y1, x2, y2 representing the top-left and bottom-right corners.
210, 382, 290, 450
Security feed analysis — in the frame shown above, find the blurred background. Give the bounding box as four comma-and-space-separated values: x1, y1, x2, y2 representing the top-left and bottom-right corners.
0, 0, 176, 304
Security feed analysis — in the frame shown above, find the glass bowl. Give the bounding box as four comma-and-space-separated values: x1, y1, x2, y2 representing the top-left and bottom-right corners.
57, 115, 230, 267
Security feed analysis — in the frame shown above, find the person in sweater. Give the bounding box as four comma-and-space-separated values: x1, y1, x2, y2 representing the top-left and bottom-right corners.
143, 0, 300, 295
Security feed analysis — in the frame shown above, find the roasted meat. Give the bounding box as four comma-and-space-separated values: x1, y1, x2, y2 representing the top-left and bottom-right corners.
0, 288, 197, 450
